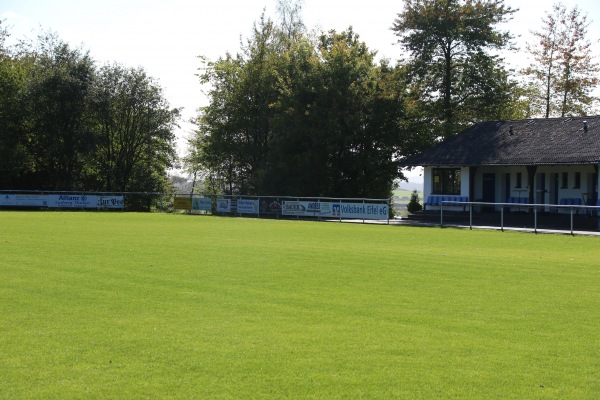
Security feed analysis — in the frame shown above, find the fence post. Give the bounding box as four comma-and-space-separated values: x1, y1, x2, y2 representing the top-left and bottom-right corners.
440, 202, 444, 228
570, 207, 574, 236
362, 199, 365, 224
534, 205, 538, 234
501, 206, 504, 232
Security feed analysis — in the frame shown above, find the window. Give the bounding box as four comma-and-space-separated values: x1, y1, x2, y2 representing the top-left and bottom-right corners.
515, 172, 522, 188
432, 168, 461, 195
561, 172, 568, 189
574, 172, 581, 189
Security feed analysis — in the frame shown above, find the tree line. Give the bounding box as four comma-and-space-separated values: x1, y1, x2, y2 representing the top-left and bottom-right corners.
0, 27, 179, 194
185, 0, 599, 199
2, 0, 599, 201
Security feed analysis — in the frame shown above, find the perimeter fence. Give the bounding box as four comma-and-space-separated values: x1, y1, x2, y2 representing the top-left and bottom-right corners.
0, 190, 391, 223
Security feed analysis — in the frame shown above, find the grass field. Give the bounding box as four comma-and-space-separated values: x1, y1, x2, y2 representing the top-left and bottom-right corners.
1, 212, 600, 399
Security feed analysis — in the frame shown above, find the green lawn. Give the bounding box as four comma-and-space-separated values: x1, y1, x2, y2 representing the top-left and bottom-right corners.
1, 212, 599, 399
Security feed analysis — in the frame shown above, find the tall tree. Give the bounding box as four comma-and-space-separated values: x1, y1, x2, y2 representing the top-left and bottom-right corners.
276, 0, 305, 41
0, 22, 33, 188
525, 3, 599, 117
392, 0, 516, 139
18, 31, 95, 190
192, 22, 407, 198
195, 14, 281, 195
90, 64, 179, 192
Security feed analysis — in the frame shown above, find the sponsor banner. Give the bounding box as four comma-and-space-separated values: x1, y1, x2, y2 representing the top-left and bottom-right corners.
282, 201, 388, 219
174, 197, 192, 210
216, 198, 231, 213
331, 202, 389, 219
282, 201, 306, 215
0, 194, 16, 206
98, 196, 124, 209
16, 195, 48, 207
237, 199, 259, 214
282, 201, 332, 217
48, 194, 98, 208
260, 199, 282, 215
192, 198, 212, 211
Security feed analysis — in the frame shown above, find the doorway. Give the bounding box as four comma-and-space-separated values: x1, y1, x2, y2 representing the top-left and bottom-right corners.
482, 173, 495, 212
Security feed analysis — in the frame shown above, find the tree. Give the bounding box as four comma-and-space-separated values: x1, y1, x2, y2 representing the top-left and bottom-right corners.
525, 3, 600, 117
406, 190, 422, 213
192, 22, 407, 198
17, 31, 95, 190
312, 28, 405, 198
90, 64, 179, 193
275, 0, 305, 42
0, 23, 33, 188
392, 0, 516, 139
195, 14, 281, 195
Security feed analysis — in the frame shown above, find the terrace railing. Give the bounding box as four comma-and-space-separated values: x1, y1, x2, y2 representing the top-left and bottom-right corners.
438, 200, 600, 235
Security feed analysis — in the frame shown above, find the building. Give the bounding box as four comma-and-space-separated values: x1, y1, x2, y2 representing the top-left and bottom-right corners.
404, 116, 600, 212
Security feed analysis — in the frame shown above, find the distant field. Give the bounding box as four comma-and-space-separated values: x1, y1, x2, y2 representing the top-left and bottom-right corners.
394, 188, 422, 201
1, 212, 600, 399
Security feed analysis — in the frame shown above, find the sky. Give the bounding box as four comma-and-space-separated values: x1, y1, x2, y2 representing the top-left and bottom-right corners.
2, 0, 600, 183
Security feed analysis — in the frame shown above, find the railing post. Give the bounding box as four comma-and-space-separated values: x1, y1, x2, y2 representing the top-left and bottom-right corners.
501, 206, 504, 232
440, 202, 444, 228
534, 205, 538, 234
571, 207, 574, 236
469, 203, 473, 230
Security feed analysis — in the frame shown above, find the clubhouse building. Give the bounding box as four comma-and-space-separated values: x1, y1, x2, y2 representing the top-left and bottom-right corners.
404, 116, 600, 213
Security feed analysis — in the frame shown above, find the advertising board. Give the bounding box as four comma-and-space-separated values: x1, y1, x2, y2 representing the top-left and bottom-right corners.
174, 197, 192, 210
16, 195, 48, 207
216, 198, 231, 213
0, 194, 16, 206
237, 199, 259, 214
98, 196, 125, 209
48, 195, 98, 208
192, 198, 212, 211
282, 201, 388, 220
331, 202, 388, 219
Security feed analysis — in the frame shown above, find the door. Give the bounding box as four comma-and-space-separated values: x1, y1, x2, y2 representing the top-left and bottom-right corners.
482, 173, 496, 212
536, 173, 546, 207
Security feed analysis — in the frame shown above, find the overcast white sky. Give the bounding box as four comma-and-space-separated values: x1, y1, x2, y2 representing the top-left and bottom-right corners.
2, 0, 600, 182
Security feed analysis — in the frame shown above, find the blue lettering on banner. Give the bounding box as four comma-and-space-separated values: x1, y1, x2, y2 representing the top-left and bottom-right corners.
306, 202, 321, 212
332, 204, 341, 217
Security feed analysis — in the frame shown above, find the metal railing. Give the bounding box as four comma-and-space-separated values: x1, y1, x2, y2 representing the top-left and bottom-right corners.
437, 201, 600, 235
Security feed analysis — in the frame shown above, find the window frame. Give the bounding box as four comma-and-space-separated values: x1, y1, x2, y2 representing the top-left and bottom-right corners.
432, 168, 461, 195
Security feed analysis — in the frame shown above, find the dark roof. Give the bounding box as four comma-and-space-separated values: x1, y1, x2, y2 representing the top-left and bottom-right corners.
404, 116, 600, 167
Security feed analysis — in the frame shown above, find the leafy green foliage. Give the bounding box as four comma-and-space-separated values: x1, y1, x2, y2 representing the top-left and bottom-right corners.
392, 0, 517, 139
0, 29, 179, 193
524, 3, 600, 117
192, 16, 407, 198
407, 189, 423, 213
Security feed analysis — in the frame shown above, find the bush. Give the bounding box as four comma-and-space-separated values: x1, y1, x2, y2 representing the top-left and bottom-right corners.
406, 190, 422, 213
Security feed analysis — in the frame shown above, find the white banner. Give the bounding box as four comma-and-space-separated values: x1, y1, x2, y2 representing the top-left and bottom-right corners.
216, 198, 231, 213
282, 201, 388, 220
48, 194, 98, 208
237, 199, 259, 214
98, 196, 124, 209
192, 198, 212, 211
